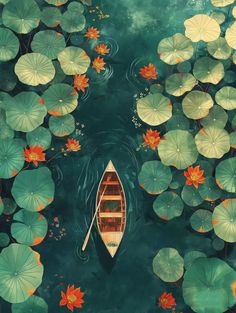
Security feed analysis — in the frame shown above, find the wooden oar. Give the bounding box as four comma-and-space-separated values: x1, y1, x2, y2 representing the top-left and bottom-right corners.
81, 177, 110, 252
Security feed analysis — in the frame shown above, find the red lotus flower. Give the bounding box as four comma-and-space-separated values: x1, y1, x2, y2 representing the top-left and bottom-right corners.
143, 129, 161, 150
184, 165, 205, 189
92, 56, 106, 73
139, 63, 157, 80
158, 292, 176, 309
84, 27, 100, 40
95, 43, 110, 55
60, 285, 84, 311
66, 139, 81, 152
23, 145, 45, 166
74, 74, 89, 92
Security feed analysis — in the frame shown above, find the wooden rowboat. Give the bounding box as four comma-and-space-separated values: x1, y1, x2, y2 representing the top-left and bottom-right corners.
96, 160, 126, 257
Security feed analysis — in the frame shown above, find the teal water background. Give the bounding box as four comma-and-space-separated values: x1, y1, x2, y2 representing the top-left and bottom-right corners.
1, 0, 235, 312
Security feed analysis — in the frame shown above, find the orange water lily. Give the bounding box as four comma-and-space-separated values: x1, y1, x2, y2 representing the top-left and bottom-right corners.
84, 27, 100, 40
60, 285, 84, 311
95, 43, 110, 55
184, 165, 205, 189
23, 145, 45, 166
158, 292, 176, 309
92, 56, 106, 73
139, 63, 157, 80
74, 74, 89, 92
143, 129, 161, 150
66, 139, 81, 152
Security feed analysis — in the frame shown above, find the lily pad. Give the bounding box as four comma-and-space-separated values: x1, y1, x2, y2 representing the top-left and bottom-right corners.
0, 109, 14, 139
184, 251, 206, 269
153, 248, 184, 282
12, 296, 48, 313
49, 114, 75, 137
11, 167, 55, 212
138, 161, 172, 195
153, 191, 184, 220
41, 7, 61, 28
193, 57, 224, 85
215, 157, 236, 193
3, 198, 17, 215
137, 93, 172, 126
181, 185, 204, 207
198, 177, 222, 201
61, 10, 85, 33
211, 0, 235, 6
0, 28, 19, 61
45, 0, 68, 5
0, 233, 10, 248
167, 114, 190, 131
26, 127, 52, 151
158, 130, 198, 169
215, 86, 236, 110
207, 37, 232, 60
230, 131, 236, 148
165, 73, 197, 97
200, 105, 228, 129
226, 21, 236, 49
210, 11, 226, 24
190, 209, 213, 233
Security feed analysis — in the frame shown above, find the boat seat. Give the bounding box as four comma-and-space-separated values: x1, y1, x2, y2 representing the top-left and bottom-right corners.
102, 195, 122, 200
99, 212, 123, 218
102, 181, 120, 185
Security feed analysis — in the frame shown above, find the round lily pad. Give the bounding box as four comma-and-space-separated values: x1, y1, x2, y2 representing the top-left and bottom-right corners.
210, 11, 226, 24
207, 37, 232, 60
0, 233, 10, 248
6, 92, 47, 132
43, 83, 78, 116
226, 21, 236, 49
137, 93, 172, 126
41, 7, 61, 28
158, 130, 198, 170
138, 161, 172, 195
0, 109, 14, 139
182, 91, 214, 120
11, 209, 48, 246
190, 209, 213, 233
215, 86, 236, 110
193, 57, 224, 85
58, 47, 90, 75
212, 237, 225, 251
157, 33, 194, 65
0, 28, 19, 61
61, 10, 85, 33
177, 61, 191, 73
198, 177, 222, 201
165, 73, 197, 97
200, 105, 228, 129
12, 296, 48, 313
211, 0, 235, 6
195, 127, 230, 159
224, 70, 236, 83
3, 198, 17, 215
167, 114, 190, 131
212, 199, 236, 242
215, 157, 236, 193
181, 185, 204, 207
26, 127, 52, 151
2, 0, 40, 34
11, 167, 55, 212
0, 243, 44, 303
31, 30, 66, 60
184, 251, 206, 269
0, 139, 24, 179
15, 53, 55, 86
49, 114, 75, 137
149, 83, 164, 94
153, 191, 184, 220
184, 14, 221, 42
153, 248, 184, 282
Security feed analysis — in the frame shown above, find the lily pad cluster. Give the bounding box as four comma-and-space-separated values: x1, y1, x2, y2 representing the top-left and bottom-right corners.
0, 0, 99, 310
137, 1, 236, 312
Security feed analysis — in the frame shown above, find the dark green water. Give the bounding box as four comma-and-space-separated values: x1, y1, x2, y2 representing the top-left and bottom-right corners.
2, 0, 232, 312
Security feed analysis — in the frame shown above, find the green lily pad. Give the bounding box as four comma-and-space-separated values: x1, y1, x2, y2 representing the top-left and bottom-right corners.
207, 37, 232, 60
182, 91, 214, 120
210, 11, 226, 24
181, 185, 204, 207
0, 233, 10, 248
12, 167, 55, 212
3, 198, 17, 215
149, 84, 164, 94
41, 7, 61, 28
61, 10, 85, 33
183, 257, 236, 313
184, 251, 206, 269
31, 30, 66, 60
212, 199, 236, 242
197, 160, 214, 176
138, 161, 172, 195
11, 209, 48, 246
153, 191, 184, 220
2, 0, 40, 34
0, 28, 19, 61
0, 92, 11, 109
195, 127, 230, 159
225, 21, 236, 49
50, 60, 66, 84
215, 157, 236, 193
193, 57, 224, 85
0, 243, 44, 303
68, 2, 84, 13
230, 131, 236, 148
43, 83, 78, 116
58, 46, 90, 75
153, 248, 184, 282
177, 61, 191, 73
45, 0, 68, 5
0, 139, 24, 179
12, 296, 48, 313
0, 62, 17, 91
137, 93, 172, 126
190, 209, 213, 233
200, 105, 228, 129
215, 86, 236, 110
212, 237, 225, 251
198, 177, 222, 201
158, 130, 198, 169
157, 33, 194, 65
6, 92, 47, 132
165, 73, 197, 97
224, 70, 236, 83
0, 109, 14, 139
49, 114, 75, 137
26, 127, 52, 151
167, 114, 190, 131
